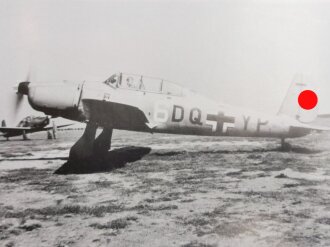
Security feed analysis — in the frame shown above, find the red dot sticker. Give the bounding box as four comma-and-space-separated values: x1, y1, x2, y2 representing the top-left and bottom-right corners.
298, 90, 318, 110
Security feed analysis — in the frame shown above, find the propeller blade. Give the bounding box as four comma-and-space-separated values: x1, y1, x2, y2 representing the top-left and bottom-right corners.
25, 70, 31, 82
12, 74, 31, 119
12, 67, 34, 119
14, 93, 24, 113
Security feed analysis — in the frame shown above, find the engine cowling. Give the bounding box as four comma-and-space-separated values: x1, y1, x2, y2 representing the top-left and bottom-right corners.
20, 82, 85, 121
28, 83, 82, 110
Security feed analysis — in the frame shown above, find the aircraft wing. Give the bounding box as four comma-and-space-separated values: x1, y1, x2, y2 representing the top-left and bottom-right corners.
0, 127, 32, 137
82, 99, 150, 131
0, 123, 74, 138
0, 127, 31, 132
43, 123, 74, 130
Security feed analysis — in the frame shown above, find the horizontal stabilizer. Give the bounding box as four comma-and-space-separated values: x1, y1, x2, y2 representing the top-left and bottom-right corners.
307, 114, 330, 129
305, 124, 330, 131
291, 122, 330, 132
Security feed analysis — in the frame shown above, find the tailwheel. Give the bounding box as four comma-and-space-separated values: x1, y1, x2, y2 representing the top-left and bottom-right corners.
280, 138, 292, 151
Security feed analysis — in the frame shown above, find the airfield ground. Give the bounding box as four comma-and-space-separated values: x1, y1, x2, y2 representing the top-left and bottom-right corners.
0, 130, 330, 247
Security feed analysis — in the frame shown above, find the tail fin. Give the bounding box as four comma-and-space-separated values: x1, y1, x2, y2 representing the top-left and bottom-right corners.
1, 120, 6, 127
277, 74, 319, 123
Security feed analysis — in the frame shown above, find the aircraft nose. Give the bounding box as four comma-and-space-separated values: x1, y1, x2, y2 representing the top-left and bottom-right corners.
17, 81, 30, 95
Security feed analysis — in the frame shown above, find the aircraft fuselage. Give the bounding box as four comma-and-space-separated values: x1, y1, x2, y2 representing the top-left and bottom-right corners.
24, 74, 311, 140
81, 81, 310, 139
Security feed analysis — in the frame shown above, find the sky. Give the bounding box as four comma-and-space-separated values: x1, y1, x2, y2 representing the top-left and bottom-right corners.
0, 0, 329, 125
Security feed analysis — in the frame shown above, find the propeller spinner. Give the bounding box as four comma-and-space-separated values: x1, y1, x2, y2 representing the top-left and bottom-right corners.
17, 81, 30, 95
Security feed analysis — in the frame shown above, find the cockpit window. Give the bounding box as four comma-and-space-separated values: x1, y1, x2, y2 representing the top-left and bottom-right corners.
103, 73, 184, 96
103, 74, 120, 87
125, 76, 140, 89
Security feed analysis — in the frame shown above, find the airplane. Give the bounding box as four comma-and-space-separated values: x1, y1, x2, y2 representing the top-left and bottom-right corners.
0, 115, 73, 140
13, 73, 329, 163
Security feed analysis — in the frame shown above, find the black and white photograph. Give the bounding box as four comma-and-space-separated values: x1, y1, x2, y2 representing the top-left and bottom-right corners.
0, 0, 330, 246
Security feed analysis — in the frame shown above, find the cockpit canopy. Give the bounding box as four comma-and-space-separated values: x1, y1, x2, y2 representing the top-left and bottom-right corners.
103, 73, 184, 96
17, 116, 48, 127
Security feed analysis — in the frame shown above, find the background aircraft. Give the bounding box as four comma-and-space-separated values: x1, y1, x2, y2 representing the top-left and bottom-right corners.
0, 115, 73, 140
13, 73, 329, 163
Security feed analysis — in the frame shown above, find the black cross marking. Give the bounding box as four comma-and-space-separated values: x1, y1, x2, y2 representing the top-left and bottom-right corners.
206, 112, 235, 134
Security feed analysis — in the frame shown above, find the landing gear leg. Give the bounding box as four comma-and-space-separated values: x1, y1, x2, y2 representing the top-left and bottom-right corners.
22, 131, 28, 141
54, 122, 115, 174
47, 130, 53, 140
67, 122, 113, 162
52, 121, 57, 140
93, 128, 113, 156
68, 122, 98, 162
55, 123, 151, 174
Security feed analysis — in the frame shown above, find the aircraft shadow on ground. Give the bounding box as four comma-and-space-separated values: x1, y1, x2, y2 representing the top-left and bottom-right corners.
55, 146, 151, 175
228, 146, 320, 154
152, 146, 322, 156
201, 146, 322, 155
0, 145, 320, 172
278, 146, 322, 154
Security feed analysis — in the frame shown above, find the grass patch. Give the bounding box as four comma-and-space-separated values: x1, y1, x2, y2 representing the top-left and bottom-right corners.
90, 180, 113, 188
317, 218, 330, 225
90, 216, 138, 230
0, 168, 50, 184
18, 223, 42, 232
0, 168, 78, 195
181, 241, 217, 247
2, 203, 124, 219
130, 203, 178, 214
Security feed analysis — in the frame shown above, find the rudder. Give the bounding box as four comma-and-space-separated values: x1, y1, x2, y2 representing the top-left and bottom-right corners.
277, 74, 319, 123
